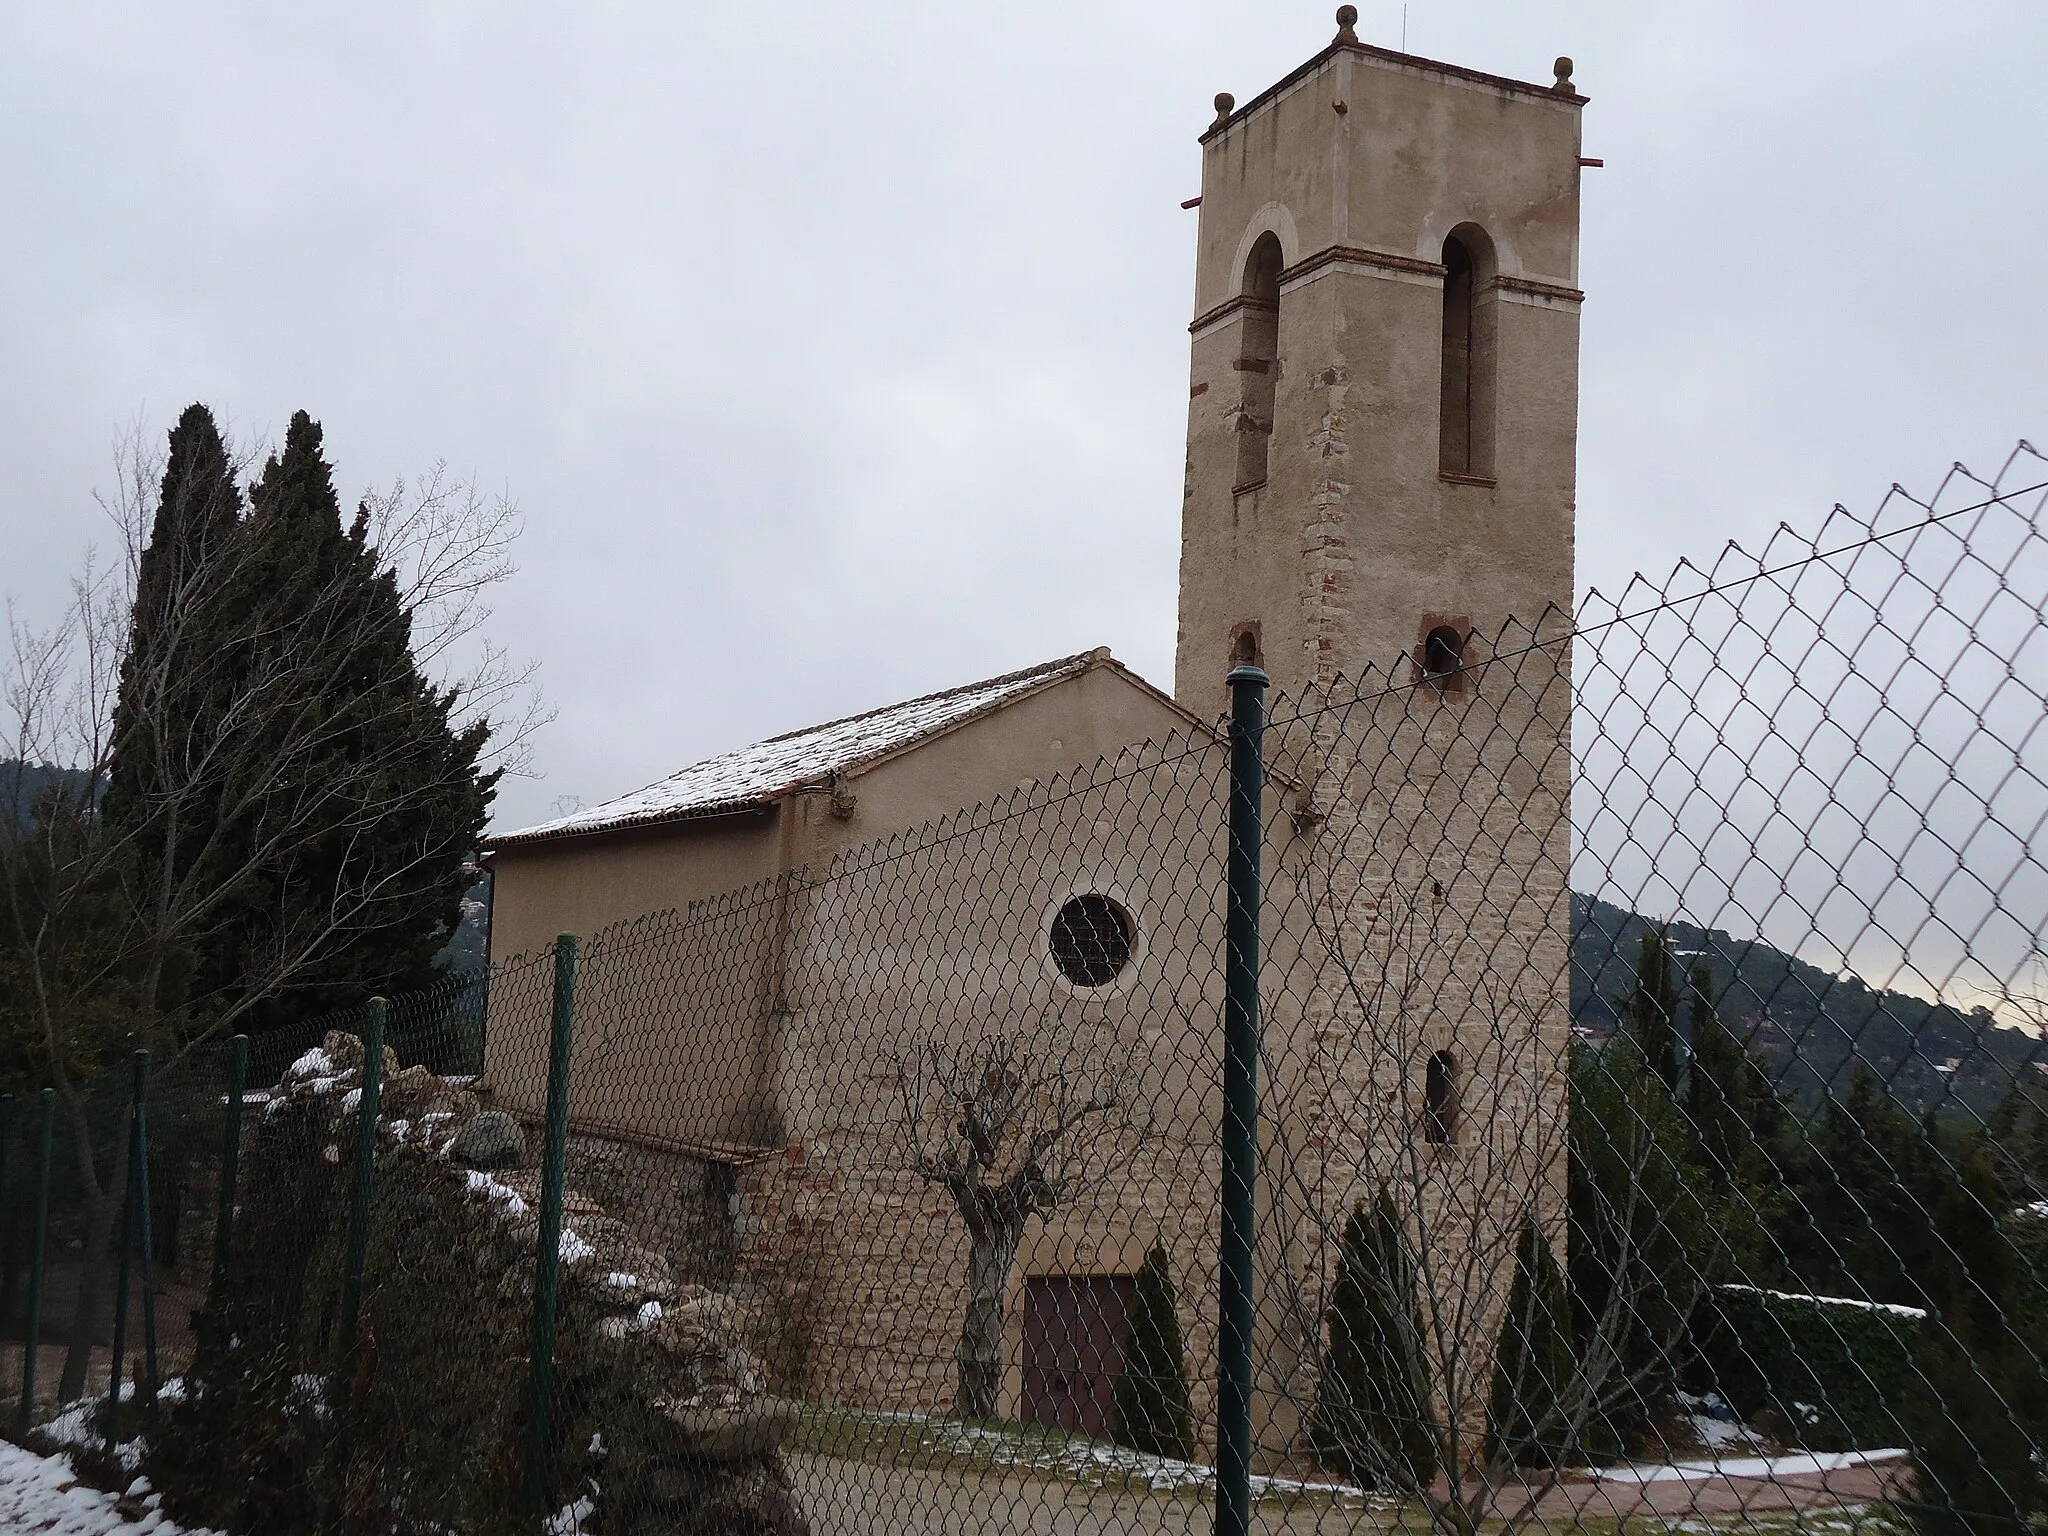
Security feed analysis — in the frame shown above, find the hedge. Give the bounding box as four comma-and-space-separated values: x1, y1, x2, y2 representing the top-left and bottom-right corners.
1690, 1284, 1923, 1451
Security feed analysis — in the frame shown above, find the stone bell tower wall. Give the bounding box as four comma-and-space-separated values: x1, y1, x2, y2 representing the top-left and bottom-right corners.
1174, 32, 1586, 711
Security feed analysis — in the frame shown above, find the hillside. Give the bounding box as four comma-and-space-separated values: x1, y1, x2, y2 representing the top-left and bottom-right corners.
1, 760, 97, 832
1572, 891, 2040, 1121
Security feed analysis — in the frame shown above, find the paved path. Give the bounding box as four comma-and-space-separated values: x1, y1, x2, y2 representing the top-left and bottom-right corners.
788, 1450, 1909, 1536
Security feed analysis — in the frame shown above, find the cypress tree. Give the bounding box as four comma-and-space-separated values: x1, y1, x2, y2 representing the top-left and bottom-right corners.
1486, 1210, 1576, 1468
103, 404, 249, 1015
1686, 963, 1748, 1186
1903, 1147, 2046, 1536
1623, 925, 1681, 1093
233, 411, 495, 1024
1788, 1066, 1940, 1309
1111, 1242, 1195, 1460
1308, 1186, 1439, 1490
108, 404, 246, 816
1567, 1040, 1711, 1460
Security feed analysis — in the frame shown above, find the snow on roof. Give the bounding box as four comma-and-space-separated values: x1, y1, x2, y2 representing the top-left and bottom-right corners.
488, 652, 1103, 848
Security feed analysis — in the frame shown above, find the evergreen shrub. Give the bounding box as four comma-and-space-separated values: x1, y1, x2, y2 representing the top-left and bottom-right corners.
1689, 1284, 1922, 1451
1111, 1242, 1195, 1460
1307, 1188, 1438, 1490
1486, 1211, 1576, 1467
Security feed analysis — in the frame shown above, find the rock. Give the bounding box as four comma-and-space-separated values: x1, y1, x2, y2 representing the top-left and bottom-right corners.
226, 1048, 808, 1536
451, 1109, 525, 1168
664, 1291, 747, 1335
381, 1065, 436, 1119
659, 1396, 805, 1460
566, 1138, 633, 1211
319, 1029, 400, 1082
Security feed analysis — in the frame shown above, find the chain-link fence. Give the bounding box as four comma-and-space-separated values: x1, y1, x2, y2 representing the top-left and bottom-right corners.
4, 443, 2045, 1535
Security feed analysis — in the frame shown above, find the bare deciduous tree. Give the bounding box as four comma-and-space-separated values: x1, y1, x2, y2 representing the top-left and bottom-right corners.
894, 1029, 1141, 1421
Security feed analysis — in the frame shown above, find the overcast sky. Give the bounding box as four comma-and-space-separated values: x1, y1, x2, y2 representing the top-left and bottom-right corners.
4, 1, 2043, 868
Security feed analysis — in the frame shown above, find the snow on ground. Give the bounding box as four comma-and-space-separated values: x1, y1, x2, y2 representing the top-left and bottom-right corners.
1597, 1448, 1910, 1484
833, 1409, 1387, 1505
0, 1440, 219, 1534
1675, 1390, 1771, 1455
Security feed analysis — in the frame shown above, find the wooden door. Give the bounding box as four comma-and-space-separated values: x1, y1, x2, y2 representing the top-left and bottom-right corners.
1020, 1274, 1135, 1440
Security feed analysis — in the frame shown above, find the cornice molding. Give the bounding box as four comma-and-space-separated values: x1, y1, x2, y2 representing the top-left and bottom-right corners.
1492, 274, 1585, 304
1283, 243, 1447, 286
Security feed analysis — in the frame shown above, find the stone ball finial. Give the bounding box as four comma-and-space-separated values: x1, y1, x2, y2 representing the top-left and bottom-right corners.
1212, 91, 1235, 127
1334, 5, 1360, 43
1553, 56, 1576, 94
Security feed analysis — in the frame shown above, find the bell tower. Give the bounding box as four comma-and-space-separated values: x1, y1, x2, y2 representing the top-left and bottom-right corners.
1173, 7, 1587, 707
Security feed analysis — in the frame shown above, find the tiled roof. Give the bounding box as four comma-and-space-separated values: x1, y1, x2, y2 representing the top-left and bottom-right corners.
486, 652, 1101, 848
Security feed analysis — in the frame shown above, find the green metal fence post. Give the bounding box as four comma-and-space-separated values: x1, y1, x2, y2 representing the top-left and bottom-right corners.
336, 1000, 387, 1375
134, 1050, 159, 1414
1216, 663, 1267, 1536
19, 1089, 52, 1437
210, 1035, 249, 1304
0, 1094, 14, 1332
107, 1053, 144, 1451
524, 933, 580, 1522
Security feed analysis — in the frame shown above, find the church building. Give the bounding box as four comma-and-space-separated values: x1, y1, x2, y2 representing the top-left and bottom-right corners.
482, 9, 1584, 1464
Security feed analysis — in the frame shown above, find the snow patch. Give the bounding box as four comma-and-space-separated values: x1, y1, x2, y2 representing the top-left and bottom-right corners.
287, 1047, 335, 1079
545, 1493, 596, 1534
289, 1373, 331, 1421
1719, 1283, 1928, 1320
466, 1170, 529, 1217
0, 1438, 223, 1534
839, 1408, 1386, 1504
1598, 1448, 1910, 1483
1675, 1390, 1767, 1453
559, 1228, 595, 1265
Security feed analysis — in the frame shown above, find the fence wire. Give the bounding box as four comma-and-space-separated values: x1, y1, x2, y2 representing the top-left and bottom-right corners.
6, 442, 2046, 1536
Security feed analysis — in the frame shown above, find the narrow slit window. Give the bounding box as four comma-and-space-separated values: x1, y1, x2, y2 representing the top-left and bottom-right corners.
1439, 238, 1474, 474
1424, 1050, 1459, 1144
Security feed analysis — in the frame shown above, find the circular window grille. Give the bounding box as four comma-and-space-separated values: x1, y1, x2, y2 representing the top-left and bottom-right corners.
1049, 894, 1134, 987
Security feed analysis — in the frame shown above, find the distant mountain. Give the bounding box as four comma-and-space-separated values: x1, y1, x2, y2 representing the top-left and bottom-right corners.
2, 759, 98, 832
1572, 891, 2038, 1121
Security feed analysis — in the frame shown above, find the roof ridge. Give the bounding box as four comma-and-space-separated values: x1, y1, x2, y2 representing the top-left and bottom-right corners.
747, 650, 1094, 749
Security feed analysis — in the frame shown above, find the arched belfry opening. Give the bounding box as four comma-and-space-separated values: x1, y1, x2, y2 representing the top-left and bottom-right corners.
1233, 232, 1283, 492
1438, 226, 1498, 481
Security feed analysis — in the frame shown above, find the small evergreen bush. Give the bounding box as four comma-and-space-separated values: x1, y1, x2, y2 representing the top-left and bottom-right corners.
1111, 1243, 1195, 1460
1307, 1187, 1438, 1490
1486, 1210, 1576, 1467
